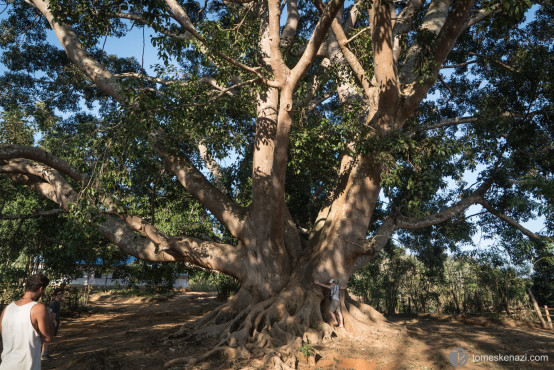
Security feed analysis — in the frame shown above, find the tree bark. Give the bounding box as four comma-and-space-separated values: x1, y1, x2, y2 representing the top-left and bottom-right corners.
527, 288, 547, 329
498, 287, 512, 316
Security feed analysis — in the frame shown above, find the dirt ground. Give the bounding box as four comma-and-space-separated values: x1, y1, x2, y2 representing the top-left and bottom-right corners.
2, 291, 553, 369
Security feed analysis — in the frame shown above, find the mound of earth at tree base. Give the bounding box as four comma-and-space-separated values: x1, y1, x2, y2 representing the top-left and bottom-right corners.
11, 291, 547, 370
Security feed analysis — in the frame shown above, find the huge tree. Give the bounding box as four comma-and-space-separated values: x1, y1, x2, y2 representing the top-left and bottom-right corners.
0, 0, 552, 366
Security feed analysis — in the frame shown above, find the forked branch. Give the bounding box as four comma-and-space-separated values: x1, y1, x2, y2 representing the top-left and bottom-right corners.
165, 0, 278, 87
312, 0, 372, 97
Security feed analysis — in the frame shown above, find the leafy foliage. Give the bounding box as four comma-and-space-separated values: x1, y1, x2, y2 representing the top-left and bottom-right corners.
0, 0, 552, 304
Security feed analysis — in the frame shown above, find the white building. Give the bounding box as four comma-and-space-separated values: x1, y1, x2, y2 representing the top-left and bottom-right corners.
70, 272, 189, 290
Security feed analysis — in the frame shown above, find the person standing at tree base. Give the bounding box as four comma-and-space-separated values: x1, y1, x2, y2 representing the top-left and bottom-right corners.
0, 273, 55, 370
314, 279, 346, 328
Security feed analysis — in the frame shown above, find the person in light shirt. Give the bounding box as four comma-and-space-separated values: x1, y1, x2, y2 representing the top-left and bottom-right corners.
314, 279, 347, 327
0, 273, 55, 370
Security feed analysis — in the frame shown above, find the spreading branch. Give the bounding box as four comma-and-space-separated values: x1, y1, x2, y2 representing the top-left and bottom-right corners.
149, 130, 248, 240
31, 0, 125, 103
478, 199, 553, 242
407, 116, 478, 137
0, 154, 247, 275
0, 145, 88, 185
352, 179, 494, 262
409, 107, 552, 137
97, 216, 246, 277
0, 209, 63, 220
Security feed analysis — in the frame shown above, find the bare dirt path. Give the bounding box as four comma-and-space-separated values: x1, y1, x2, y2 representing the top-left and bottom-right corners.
41, 292, 221, 370
4, 292, 552, 369
302, 315, 554, 370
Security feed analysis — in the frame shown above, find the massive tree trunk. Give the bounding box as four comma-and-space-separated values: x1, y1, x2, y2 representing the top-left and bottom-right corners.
163, 245, 390, 367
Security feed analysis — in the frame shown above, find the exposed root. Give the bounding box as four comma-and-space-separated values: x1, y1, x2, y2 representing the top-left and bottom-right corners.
169, 288, 254, 339
164, 286, 400, 369
164, 343, 250, 368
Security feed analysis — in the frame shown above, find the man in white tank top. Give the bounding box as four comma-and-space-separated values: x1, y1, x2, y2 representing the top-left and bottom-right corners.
0, 273, 55, 369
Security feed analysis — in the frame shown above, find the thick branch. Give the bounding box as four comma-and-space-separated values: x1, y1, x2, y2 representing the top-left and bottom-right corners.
97, 216, 246, 278
351, 216, 396, 272
393, 0, 423, 62
393, 0, 423, 36
313, 0, 372, 97
197, 140, 226, 191
150, 131, 247, 240
0, 145, 87, 184
1, 159, 79, 210
268, 0, 289, 83
356, 180, 494, 260
1, 156, 247, 276
0, 172, 60, 205
290, 0, 345, 86
401, 0, 476, 118
0, 209, 62, 220
31, 0, 125, 102
280, 0, 299, 48
399, 0, 452, 85
478, 199, 553, 242
396, 182, 491, 230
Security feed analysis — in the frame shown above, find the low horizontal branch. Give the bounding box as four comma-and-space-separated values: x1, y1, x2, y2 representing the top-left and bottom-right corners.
0, 209, 63, 220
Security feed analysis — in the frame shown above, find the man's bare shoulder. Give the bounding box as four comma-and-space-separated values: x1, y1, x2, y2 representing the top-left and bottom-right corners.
30, 302, 48, 316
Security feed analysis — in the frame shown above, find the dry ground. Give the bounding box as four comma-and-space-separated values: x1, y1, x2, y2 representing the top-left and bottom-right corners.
2, 291, 553, 369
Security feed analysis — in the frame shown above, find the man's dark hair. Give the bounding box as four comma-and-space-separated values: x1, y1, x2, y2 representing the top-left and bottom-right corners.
53, 287, 64, 296
25, 273, 50, 292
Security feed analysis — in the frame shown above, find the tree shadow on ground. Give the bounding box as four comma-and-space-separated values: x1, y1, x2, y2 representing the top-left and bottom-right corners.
388, 314, 554, 369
